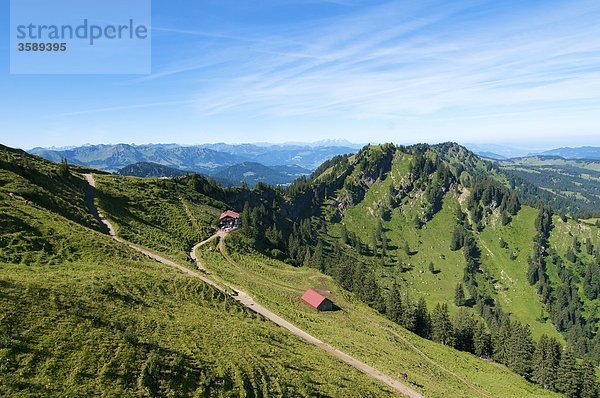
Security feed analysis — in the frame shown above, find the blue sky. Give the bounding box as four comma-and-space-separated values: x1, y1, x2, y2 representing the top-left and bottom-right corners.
1, 0, 600, 149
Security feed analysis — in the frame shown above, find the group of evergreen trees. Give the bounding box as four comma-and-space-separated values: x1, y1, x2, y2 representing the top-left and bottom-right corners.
328, 253, 598, 397
220, 144, 599, 395
465, 176, 521, 230
524, 207, 599, 363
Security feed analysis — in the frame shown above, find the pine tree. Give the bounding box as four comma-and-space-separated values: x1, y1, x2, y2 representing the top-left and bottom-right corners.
372, 233, 378, 256
579, 359, 599, 398
334, 257, 353, 291
506, 322, 534, 378
303, 247, 312, 267
473, 321, 492, 358
400, 295, 417, 332
241, 202, 251, 229
493, 317, 512, 365
556, 348, 581, 398
312, 240, 324, 271
386, 282, 403, 325
381, 233, 388, 258
431, 303, 454, 346
414, 297, 431, 339
454, 283, 466, 306
453, 308, 475, 353
362, 271, 384, 313
450, 225, 465, 251
376, 219, 383, 242
531, 335, 561, 390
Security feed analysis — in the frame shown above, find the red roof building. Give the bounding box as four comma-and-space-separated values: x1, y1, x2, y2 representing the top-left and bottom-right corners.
219, 210, 240, 220
301, 288, 334, 311
219, 210, 241, 230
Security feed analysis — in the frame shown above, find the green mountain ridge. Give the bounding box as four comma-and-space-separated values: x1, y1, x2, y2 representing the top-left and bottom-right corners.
1, 143, 598, 397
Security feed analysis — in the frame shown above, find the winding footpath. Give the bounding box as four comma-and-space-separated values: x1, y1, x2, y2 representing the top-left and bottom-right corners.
84, 174, 423, 398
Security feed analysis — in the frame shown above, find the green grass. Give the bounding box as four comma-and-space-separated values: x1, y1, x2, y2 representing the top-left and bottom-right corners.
95, 174, 224, 263
197, 237, 560, 398
0, 260, 395, 397
478, 207, 563, 340
548, 216, 600, 324
0, 148, 397, 397
321, 151, 566, 340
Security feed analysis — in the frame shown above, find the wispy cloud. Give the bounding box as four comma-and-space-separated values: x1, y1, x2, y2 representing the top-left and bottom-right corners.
146, 0, 600, 123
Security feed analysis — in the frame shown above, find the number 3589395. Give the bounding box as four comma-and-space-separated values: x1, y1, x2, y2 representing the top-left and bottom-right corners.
18, 43, 67, 52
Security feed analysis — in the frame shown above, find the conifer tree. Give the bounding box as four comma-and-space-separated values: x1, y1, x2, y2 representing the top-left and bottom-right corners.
312, 240, 324, 271
556, 348, 581, 398
381, 233, 388, 258
454, 283, 466, 306
431, 303, 454, 346
579, 359, 599, 398
241, 201, 251, 229
473, 321, 492, 358
453, 308, 475, 353
303, 247, 312, 267
531, 335, 561, 390
493, 317, 512, 365
386, 282, 403, 325
414, 297, 431, 339
506, 322, 534, 378
362, 271, 385, 313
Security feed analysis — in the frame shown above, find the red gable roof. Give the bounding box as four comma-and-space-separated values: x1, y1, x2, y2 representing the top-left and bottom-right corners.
219, 210, 240, 220
301, 289, 327, 309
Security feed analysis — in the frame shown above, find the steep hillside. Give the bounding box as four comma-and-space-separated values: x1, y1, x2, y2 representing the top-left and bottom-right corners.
81, 156, 563, 397
232, 143, 599, 393
2, 143, 598, 397
0, 146, 398, 397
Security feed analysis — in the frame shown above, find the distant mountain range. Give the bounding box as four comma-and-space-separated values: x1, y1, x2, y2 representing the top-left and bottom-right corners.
117, 161, 311, 187
30, 142, 354, 186
466, 144, 600, 160
29, 142, 600, 187
537, 146, 600, 160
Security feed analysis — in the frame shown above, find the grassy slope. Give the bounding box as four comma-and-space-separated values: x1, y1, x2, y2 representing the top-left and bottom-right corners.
81, 162, 557, 397
0, 151, 396, 397
478, 207, 563, 340
1, 260, 394, 397
548, 216, 600, 325
94, 174, 224, 263
325, 149, 562, 340
0, 147, 134, 265
198, 238, 559, 398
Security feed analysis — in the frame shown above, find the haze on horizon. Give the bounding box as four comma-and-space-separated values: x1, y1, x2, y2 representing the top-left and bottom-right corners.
1, 0, 599, 149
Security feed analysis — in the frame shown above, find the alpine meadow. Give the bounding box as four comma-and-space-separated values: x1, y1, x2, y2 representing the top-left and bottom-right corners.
1, 142, 598, 397
2, 1, 600, 397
